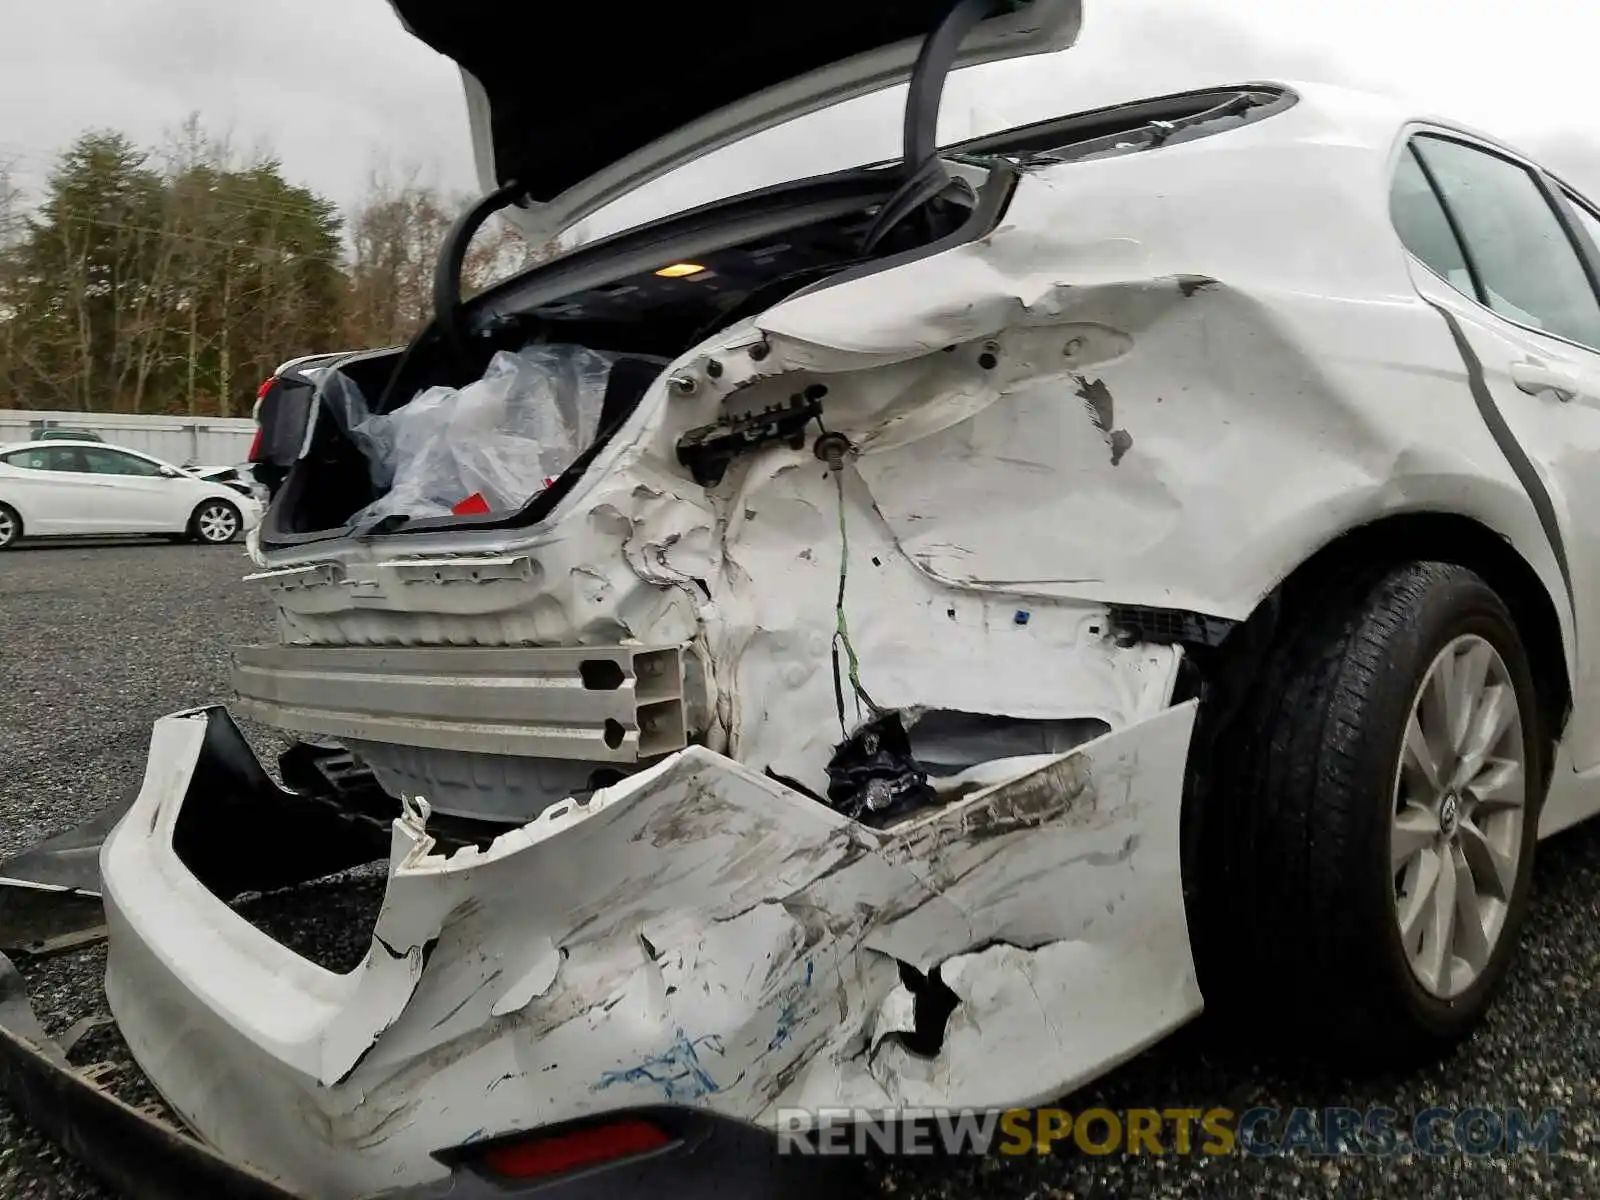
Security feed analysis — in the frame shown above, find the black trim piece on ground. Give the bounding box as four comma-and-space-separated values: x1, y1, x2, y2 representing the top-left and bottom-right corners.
1429, 303, 1576, 622
0, 954, 301, 1200
1, 945, 865, 1199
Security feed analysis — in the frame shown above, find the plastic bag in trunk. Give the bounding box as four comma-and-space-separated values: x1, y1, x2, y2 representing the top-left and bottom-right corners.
345, 344, 614, 525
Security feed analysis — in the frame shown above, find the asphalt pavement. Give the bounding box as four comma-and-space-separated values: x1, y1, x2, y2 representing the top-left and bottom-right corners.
2, 541, 1599, 1198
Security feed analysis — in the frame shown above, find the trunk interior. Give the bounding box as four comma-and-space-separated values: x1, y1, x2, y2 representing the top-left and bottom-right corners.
263, 167, 994, 548
259, 83, 1295, 550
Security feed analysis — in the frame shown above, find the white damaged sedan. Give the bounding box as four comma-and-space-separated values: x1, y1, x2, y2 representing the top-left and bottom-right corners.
8, 0, 1600, 1196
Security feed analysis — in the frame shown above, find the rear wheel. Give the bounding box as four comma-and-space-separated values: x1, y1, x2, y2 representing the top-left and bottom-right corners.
1199, 561, 1544, 1064
190, 499, 241, 545
0, 504, 19, 549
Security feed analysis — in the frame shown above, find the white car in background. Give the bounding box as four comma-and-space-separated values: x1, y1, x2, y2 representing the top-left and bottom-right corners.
0, 439, 261, 549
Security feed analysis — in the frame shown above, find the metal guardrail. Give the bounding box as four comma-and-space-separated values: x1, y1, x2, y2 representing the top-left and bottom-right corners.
0, 410, 257, 466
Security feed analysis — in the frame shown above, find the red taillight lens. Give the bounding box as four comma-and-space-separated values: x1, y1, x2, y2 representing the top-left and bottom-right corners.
249, 377, 275, 461
480, 1119, 673, 1180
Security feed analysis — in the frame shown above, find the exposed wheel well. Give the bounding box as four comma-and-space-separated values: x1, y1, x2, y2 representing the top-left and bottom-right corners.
1260, 513, 1571, 741
1179, 511, 1570, 925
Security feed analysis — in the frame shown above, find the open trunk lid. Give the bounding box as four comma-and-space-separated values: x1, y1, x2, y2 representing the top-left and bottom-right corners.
389, 0, 1082, 241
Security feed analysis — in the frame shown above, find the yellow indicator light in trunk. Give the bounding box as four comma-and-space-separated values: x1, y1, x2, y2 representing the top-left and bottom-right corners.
654, 262, 706, 278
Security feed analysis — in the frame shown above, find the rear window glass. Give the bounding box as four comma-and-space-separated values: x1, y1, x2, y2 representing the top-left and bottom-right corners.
1, 447, 79, 471
1391, 145, 1475, 294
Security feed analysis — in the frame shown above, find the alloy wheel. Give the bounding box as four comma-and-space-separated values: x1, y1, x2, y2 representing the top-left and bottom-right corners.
197, 503, 239, 543
1391, 633, 1528, 999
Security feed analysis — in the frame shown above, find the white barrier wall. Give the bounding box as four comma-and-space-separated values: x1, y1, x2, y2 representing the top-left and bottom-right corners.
0, 410, 257, 467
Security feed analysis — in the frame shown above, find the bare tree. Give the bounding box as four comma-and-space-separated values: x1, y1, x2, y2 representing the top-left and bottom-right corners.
0, 126, 559, 418
344, 161, 553, 348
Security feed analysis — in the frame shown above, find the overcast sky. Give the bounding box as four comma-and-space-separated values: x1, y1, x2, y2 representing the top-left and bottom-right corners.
5, 0, 1600, 233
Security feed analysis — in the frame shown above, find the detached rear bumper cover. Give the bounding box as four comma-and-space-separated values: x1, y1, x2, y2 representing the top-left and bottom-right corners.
0, 967, 302, 1200
83, 701, 1198, 1197
0, 984, 841, 1200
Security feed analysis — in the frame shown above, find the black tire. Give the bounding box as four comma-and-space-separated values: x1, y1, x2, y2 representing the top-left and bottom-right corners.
0, 503, 20, 549
189, 499, 242, 545
1197, 561, 1545, 1065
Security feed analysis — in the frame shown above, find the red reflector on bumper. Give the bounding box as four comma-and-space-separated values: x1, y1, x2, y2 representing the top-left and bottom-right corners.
482, 1119, 673, 1180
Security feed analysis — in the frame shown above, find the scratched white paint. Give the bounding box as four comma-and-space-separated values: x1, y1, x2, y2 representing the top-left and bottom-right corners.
96, 77, 1597, 1197
103, 702, 1197, 1196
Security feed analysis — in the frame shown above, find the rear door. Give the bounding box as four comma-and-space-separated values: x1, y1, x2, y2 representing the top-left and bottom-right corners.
1392, 130, 1600, 771
74, 447, 184, 532
0, 446, 95, 533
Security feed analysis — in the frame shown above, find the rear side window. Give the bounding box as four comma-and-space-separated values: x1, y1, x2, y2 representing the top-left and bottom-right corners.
1409, 134, 1600, 347
1390, 146, 1474, 293
80, 448, 164, 477
1, 447, 79, 471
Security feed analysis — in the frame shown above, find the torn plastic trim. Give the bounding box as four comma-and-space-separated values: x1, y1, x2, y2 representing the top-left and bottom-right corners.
0, 799, 130, 955
95, 700, 1199, 1192
108, 709, 425, 1089
164, 708, 389, 903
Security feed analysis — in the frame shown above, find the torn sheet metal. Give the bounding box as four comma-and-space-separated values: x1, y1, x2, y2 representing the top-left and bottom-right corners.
234, 262, 1556, 811
98, 700, 1197, 1197
239, 89, 1562, 642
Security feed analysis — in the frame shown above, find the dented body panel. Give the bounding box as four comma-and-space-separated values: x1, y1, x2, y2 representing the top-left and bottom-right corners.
50, 77, 1600, 1198
101, 702, 1196, 1196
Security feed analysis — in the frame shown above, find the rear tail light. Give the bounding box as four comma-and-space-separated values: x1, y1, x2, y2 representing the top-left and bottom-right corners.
477, 1118, 674, 1181
248, 377, 276, 462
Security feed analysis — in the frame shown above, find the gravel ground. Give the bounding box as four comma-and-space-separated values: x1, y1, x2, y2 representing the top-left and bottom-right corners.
3, 540, 1600, 1198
